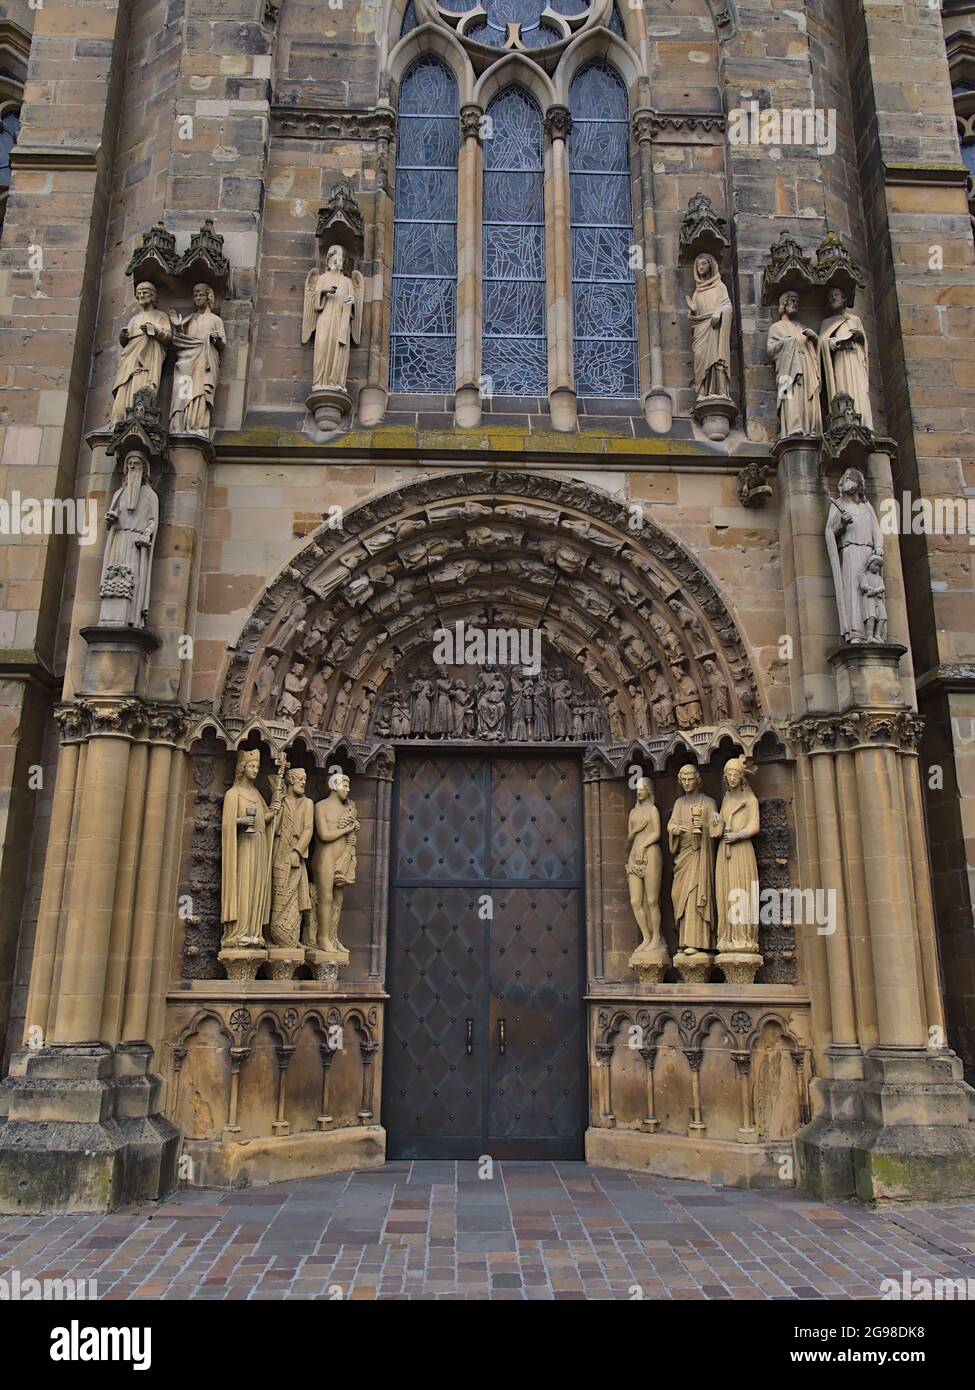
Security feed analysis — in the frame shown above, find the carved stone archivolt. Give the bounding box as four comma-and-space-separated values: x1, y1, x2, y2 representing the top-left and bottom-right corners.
216, 473, 765, 757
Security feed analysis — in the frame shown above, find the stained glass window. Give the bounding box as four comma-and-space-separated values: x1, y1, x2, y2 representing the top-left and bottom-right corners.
569, 62, 637, 397
390, 58, 459, 393
464, 0, 568, 50
482, 87, 548, 398
609, 3, 625, 36
401, 0, 417, 36
0, 109, 21, 192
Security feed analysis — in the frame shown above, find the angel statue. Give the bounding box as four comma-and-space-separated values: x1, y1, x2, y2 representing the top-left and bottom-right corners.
301, 244, 364, 396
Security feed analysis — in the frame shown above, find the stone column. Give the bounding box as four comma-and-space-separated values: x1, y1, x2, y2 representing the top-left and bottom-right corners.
360, 106, 396, 427
544, 105, 576, 433
454, 104, 484, 429
632, 109, 671, 433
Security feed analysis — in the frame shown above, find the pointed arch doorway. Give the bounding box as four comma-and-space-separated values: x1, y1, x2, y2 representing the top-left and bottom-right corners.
382, 749, 587, 1160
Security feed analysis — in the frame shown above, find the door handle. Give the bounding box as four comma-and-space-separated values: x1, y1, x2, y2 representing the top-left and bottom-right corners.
466, 1018, 473, 1055
498, 1018, 506, 1056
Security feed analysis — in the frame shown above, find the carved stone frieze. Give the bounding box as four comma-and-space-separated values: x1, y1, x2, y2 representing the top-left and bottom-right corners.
271, 106, 397, 142
789, 709, 924, 755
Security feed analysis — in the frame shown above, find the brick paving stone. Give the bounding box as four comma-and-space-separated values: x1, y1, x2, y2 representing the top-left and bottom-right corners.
3, 1162, 975, 1300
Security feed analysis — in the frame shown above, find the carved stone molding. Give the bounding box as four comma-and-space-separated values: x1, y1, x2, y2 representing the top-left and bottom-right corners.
271, 106, 397, 142
634, 109, 727, 145
788, 709, 924, 755
55, 698, 191, 745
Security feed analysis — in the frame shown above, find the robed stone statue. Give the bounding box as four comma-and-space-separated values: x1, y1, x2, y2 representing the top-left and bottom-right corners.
98, 450, 159, 628
170, 283, 226, 436
301, 245, 364, 392
687, 253, 733, 401
668, 764, 721, 976
110, 282, 172, 424
767, 291, 822, 438
220, 749, 281, 951
825, 466, 886, 645
819, 287, 873, 431
268, 766, 314, 950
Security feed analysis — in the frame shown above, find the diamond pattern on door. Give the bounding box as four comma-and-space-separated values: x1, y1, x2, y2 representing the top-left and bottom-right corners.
488, 889, 583, 1151
383, 887, 483, 1153
384, 753, 586, 1160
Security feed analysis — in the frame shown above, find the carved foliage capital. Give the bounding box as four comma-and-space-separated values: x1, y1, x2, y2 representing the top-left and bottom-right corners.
789, 709, 924, 755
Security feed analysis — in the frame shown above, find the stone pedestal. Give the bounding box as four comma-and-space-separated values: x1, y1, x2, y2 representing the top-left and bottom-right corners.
830, 642, 907, 710
693, 394, 737, 442
219, 948, 268, 981
716, 952, 763, 985
629, 940, 670, 985
0, 1044, 179, 1213
267, 948, 304, 981
643, 386, 673, 434
305, 947, 349, 983
79, 625, 158, 698
674, 949, 712, 983
306, 386, 350, 431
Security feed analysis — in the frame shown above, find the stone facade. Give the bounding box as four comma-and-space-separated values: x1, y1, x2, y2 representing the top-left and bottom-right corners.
0, 0, 974, 1212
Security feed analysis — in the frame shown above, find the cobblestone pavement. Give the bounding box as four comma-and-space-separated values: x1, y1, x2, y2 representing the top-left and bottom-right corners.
2, 1162, 975, 1301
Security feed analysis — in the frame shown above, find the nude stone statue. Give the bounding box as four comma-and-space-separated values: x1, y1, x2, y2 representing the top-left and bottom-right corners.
627, 778, 670, 981
309, 772, 358, 954
98, 450, 159, 628
110, 282, 172, 424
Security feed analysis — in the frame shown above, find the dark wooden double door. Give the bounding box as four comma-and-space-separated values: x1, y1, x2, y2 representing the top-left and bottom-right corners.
383, 753, 586, 1159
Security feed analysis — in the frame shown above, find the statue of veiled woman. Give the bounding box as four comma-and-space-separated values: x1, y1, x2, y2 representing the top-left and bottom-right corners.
220, 749, 281, 951
687, 253, 733, 401
301, 245, 364, 392
714, 758, 762, 959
